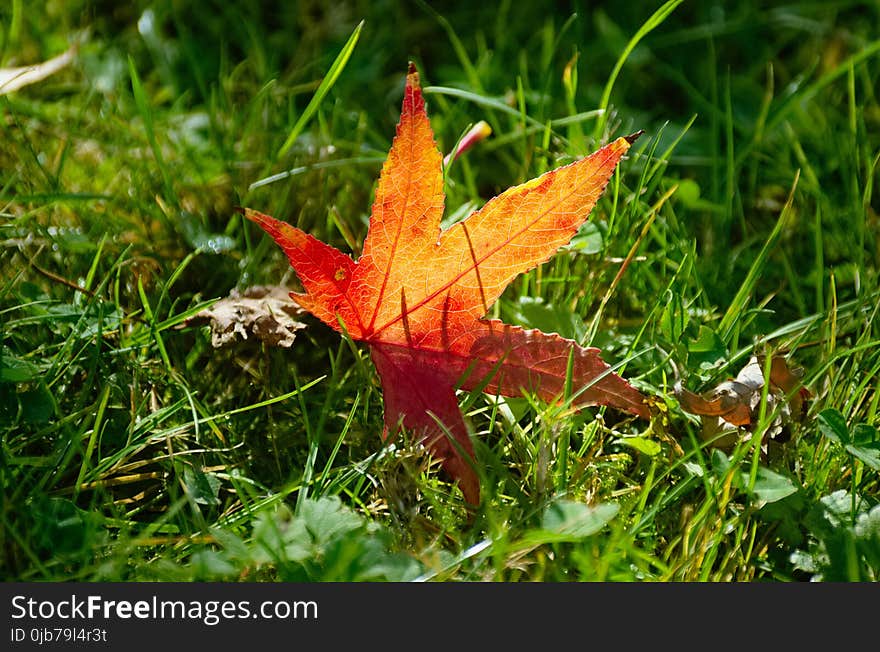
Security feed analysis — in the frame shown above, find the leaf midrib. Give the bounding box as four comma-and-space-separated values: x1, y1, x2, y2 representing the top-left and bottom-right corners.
370, 145, 617, 339
365, 99, 423, 336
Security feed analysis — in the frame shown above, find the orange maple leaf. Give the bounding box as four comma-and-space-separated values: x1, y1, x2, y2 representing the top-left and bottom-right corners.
240, 63, 648, 505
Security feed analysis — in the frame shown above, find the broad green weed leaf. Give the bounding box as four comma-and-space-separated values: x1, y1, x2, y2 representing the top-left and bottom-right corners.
519, 499, 619, 545
247, 497, 422, 581
845, 443, 880, 471
687, 325, 726, 371
190, 549, 238, 578
748, 467, 798, 505
30, 497, 103, 557
616, 435, 661, 456
852, 423, 880, 445
0, 348, 42, 383
660, 290, 689, 343
507, 296, 587, 341
566, 220, 604, 254
183, 467, 222, 506
848, 424, 880, 470
818, 408, 850, 444
300, 495, 365, 542
819, 410, 880, 470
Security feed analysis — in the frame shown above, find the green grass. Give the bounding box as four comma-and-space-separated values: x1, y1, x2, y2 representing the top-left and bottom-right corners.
1, 1, 879, 582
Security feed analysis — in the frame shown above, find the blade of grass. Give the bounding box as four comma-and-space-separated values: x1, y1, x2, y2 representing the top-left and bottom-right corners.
735, 38, 880, 169
74, 384, 110, 496
593, 0, 683, 140
717, 171, 800, 345
587, 184, 677, 344
137, 275, 172, 371
248, 155, 383, 191
128, 56, 175, 206
425, 85, 551, 130
417, 0, 483, 93
277, 20, 363, 158
319, 393, 361, 492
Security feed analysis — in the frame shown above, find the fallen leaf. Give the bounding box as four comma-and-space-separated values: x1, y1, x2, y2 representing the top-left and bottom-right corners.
187, 285, 307, 348
676, 354, 810, 449
240, 63, 647, 504
0, 45, 77, 95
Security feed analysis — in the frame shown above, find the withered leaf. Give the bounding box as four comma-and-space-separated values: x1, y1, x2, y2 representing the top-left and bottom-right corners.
676, 354, 810, 448
0, 44, 77, 95
189, 285, 307, 348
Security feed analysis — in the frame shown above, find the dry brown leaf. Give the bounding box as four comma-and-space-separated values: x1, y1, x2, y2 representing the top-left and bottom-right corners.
187, 286, 307, 348
0, 45, 77, 95
676, 354, 810, 449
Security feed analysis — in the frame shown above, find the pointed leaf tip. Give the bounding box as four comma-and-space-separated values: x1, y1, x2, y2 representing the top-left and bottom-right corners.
406, 61, 422, 94
405, 62, 421, 92
402, 62, 425, 115
624, 130, 645, 144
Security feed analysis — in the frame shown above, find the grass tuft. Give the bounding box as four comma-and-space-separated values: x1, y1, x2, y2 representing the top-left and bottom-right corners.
1, 1, 878, 582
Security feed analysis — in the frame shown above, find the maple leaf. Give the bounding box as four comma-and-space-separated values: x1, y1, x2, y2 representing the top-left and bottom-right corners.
240, 63, 648, 505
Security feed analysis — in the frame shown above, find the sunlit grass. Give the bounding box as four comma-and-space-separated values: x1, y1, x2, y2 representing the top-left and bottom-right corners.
1, 1, 878, 582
